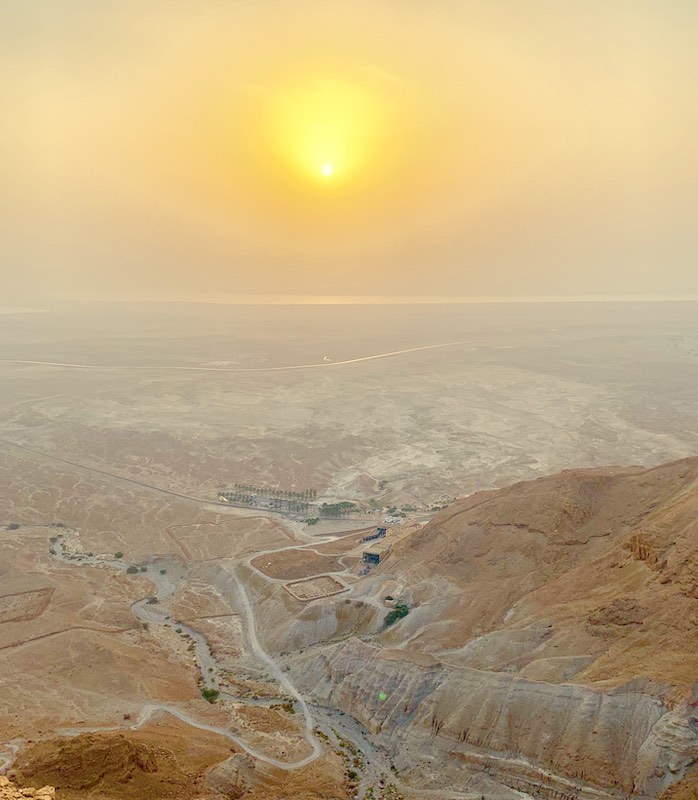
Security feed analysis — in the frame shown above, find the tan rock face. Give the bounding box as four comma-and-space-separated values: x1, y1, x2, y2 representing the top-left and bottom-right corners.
288, 458, 698, 799
205, 754, 255, 798
0, 776, 55, 800
10, 729, 232, 800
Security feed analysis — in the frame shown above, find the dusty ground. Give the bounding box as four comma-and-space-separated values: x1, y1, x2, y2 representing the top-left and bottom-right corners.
284, 575, 348, 601
0, 521, 199, 741
251, 548, 344, 580
312, 530, 373, 554
1, 301, 696, 507
660, 768, 698, 800
1, 302, 697, 799
0, 447, 349, 796
0, 447, 301, 765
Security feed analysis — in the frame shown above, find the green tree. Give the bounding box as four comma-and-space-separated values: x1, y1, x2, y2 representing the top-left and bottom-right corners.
384, 604, 410, 627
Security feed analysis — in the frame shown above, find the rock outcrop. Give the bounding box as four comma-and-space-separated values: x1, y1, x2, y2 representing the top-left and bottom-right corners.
288, 458, 698, 798
205, 754, 255, 798
291, 638, 698, 798
11, 732, 218, 799
0, 776, 54, 799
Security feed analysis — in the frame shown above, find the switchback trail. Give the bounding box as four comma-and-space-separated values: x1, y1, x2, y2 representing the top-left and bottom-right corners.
45, 539, 324, 771
9, 521, 482, 798
55, 703, 320, 771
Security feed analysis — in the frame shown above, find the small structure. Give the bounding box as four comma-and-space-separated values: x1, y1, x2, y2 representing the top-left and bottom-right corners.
361, 526, 387, 543
362, 538, 393, 566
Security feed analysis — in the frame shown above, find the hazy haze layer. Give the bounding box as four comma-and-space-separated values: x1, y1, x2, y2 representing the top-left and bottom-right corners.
2, 1, 697, 300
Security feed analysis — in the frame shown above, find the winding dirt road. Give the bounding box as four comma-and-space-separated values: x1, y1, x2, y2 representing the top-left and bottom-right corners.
56, 702, 319, 771
3, 521, 484, 798
46, 539, 324, 771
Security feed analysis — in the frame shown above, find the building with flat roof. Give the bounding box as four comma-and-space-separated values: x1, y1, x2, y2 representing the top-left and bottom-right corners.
362, 538, 393, 565
361, 526, 387, 543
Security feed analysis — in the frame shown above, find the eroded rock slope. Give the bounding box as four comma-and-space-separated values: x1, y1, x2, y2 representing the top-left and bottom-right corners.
290, 458, 698, 799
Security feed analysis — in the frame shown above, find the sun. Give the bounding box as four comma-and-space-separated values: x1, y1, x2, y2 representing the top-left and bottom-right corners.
261, 74, 391, 185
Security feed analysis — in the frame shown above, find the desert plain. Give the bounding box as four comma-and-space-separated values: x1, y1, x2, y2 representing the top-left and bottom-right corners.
1, 300, 697, 799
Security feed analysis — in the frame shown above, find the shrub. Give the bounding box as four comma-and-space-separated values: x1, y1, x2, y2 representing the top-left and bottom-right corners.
126, 565, 138, 574
114, 552, 124, 559
384, 604, 410, 627
7, 523, 20, 531
159, 569, 167, 575
140, 566, 147, 572
201, 687, 220, 703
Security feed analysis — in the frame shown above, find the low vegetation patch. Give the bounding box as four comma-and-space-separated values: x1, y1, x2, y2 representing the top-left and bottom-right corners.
384, 604, 410, 627
319, 501, 356, 518
200, 687, 220, 703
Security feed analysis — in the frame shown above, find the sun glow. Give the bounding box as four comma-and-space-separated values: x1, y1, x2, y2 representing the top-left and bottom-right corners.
262, 74, 391, 185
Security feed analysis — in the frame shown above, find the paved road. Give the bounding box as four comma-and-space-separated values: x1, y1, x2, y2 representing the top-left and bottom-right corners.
0, 339, 472, 374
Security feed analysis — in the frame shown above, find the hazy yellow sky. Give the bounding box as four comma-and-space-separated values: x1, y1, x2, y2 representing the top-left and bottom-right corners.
1, 1, 697, 300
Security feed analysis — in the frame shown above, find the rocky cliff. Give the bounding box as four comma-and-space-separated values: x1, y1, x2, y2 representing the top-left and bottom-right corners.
289, 458, 698, 799
291, 637, 698, 798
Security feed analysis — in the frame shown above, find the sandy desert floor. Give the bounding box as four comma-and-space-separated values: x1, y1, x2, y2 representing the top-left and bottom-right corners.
0, 301, 696, 508
0, 301, 696, 799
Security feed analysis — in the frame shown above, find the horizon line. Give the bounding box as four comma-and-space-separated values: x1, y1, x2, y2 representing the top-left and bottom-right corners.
14, 293, 698, 308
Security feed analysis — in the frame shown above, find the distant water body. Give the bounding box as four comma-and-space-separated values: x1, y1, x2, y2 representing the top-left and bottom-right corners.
128, 294, 698, 305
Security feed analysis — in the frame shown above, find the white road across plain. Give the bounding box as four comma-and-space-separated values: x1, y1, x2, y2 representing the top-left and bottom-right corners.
0, 340, 473, 373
